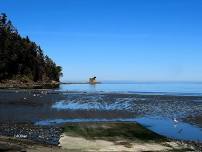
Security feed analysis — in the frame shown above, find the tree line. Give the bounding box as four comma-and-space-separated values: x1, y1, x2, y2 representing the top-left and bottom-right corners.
0, 13, 62, 82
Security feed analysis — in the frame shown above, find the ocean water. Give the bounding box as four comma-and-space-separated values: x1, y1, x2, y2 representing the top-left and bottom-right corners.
59, 82, 202, 95
135, 117, 202, 141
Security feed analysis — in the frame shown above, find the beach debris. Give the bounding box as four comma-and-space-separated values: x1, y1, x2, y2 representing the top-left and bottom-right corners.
15, 134, 27, 138
173, 118, 178, 123
41, 90, 47, 95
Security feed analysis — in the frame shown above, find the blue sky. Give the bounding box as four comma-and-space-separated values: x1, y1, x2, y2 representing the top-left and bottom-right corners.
1, 0, 202, 82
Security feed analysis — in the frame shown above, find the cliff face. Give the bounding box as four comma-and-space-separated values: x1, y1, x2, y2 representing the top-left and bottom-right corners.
0, 13, 62, 82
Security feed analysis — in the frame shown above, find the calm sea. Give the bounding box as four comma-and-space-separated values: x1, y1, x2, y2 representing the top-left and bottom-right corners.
59, 82, 202, 95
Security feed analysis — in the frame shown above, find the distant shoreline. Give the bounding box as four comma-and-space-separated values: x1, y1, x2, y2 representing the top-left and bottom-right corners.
0, 80, 60, 89
0, 81, 102, 89
61, 82, 101, 84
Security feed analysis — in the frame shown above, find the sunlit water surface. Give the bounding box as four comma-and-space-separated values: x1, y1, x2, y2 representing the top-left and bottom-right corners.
1, 82, 202, 141
59, 82, 202, 95
44, 82, 202, 141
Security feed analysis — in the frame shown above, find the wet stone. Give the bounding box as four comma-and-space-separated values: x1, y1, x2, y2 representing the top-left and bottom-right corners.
0, 123, 62, 145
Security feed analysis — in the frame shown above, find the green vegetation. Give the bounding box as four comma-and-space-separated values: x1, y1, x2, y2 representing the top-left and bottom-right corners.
63, 122, 167, 142
0, 13, 62, 82
61, 123, 197, 151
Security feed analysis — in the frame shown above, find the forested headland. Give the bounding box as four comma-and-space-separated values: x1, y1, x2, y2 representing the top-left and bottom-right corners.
0, 13, 62, 86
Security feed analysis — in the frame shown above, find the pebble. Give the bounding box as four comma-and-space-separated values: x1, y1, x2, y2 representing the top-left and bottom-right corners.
0, 123, 62, 145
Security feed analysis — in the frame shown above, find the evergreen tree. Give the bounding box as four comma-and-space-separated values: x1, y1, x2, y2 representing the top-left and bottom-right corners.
0, 13, 62, 82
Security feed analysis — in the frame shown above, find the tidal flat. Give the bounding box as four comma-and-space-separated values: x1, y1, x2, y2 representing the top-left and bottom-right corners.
0, 89, 202, 151
0, 123, 199, 152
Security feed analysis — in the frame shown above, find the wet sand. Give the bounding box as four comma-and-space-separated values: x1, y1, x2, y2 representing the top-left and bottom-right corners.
60, 122, 201, 151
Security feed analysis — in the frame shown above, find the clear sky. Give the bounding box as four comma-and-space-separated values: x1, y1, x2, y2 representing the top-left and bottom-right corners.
1, 0, 202, 82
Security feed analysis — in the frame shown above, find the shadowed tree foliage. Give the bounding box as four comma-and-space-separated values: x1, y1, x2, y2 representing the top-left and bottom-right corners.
0, 13, 62, 82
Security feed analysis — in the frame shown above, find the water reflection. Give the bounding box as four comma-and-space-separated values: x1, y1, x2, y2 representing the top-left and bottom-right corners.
35, 118, 136, 125
89, 84, 96, 92
35, 116, 202, 142
135, 117, 202, 141
51, 93, 202, 121
52, 98, 134, 111
1, 89, 202, 142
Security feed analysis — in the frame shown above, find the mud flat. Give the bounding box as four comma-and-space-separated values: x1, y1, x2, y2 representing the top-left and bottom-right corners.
0, 90, 202, 151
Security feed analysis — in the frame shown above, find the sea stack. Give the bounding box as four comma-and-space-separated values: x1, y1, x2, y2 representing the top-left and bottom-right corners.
89, 76, 97, 84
